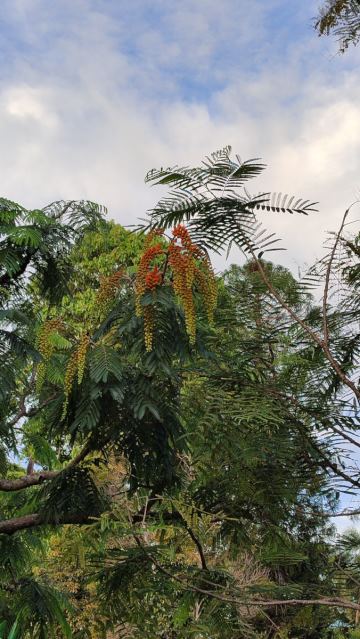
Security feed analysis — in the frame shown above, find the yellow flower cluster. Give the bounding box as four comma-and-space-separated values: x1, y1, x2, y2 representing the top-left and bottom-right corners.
143, 305, 154, 352
77, 333, 91, 384
63, 349, 78, 413
36, 318, 64, 392
194, 255, 217, 324
169, 240, 196, 343
62, 333, 90, 417
37, 318, 64, 361
168, 225, 216, 343
95, 270, 123, 317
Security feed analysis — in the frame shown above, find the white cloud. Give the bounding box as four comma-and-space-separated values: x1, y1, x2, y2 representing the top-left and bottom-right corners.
0, 0, 358, 274
4, 86, 58, 128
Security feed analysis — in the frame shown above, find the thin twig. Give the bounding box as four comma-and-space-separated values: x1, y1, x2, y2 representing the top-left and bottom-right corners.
250, 250, 360, 402
132, 534, 360, 612
323, 206, 355, 347
7, 393, 58, 427
182, 521, 208, 570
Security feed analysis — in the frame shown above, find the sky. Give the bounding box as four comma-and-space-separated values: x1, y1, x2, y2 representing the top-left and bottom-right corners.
0, 0, 359, 273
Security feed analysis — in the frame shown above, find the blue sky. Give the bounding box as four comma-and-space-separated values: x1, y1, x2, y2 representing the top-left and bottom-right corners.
0, 0, 359, 273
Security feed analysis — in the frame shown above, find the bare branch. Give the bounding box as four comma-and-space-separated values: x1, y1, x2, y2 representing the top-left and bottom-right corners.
267, 388, 360, 452
182, 520, 208, 571
0, 512, 90, 535
0, 443, 91, 492
0, 471, 58, 492
326, 508, 360, 518
7, 393, 58, 428
322, 207, 351, 347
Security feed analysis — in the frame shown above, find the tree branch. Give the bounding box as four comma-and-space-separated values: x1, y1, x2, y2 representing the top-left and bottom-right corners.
322, 207, 350, 348
268, 388, 360, 451
7, 393, 58, 428
133, 534, 360, 612
0, 443, 91, 492
250, 249, 360, 401
305, 431, 360, 490
0, 471, 58, 492
0, 512, 90, 534
0, 477, 160, 535
325, 507, 360, 518
182, 519, 208, 570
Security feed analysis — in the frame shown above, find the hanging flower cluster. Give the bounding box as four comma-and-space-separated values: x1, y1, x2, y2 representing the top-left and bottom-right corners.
36, 318, 64, 391
194, 255, 218, 324
76, 333, 91, 385
142, 305, 155, 352
37, 318, 64, 361
168, 226, 197, 341
62, 333, 91, 417
135, 231, 165, 349
95, 269, 123, 317
145, 265, 162, 290
135, 225, 217, 351
63, 350, 78, 406
135, 237, 164, 309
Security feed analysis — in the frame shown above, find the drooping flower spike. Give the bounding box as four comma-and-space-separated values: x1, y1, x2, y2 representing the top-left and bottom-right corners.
135, 225, 217, 351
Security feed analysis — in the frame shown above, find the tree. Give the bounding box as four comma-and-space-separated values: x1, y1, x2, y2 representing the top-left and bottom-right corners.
0, 148, 359, 637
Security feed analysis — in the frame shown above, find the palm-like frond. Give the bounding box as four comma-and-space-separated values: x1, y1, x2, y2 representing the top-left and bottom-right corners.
42, 199, 106, 232
13, 578, 72, 639
0, 198, 107, 297
143, 147, 317, 257
316, 0, 360, 52
38, 466, 106, 522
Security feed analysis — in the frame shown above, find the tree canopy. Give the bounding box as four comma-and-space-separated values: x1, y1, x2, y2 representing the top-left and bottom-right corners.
0, 148, 359, 638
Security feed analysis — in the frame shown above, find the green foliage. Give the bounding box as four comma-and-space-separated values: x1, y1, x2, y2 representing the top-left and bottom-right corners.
0, 153, 359, 637
144, 146, 317, 256
11, 578, 72, 639
38, 466, 106, 523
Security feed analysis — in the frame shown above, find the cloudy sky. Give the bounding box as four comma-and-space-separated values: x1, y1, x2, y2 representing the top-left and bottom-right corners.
1, 0, 359, 271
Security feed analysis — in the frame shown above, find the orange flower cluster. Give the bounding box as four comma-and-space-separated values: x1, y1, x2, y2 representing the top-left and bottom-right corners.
145, 265, 162, 290
144, 228, 164, 248
172, 224, 192, 248
135, 240, 164, 350
136, 243, 163, 295
96, 270, 123, 316
135, 239, 164, 318
135, 225, 217, 351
